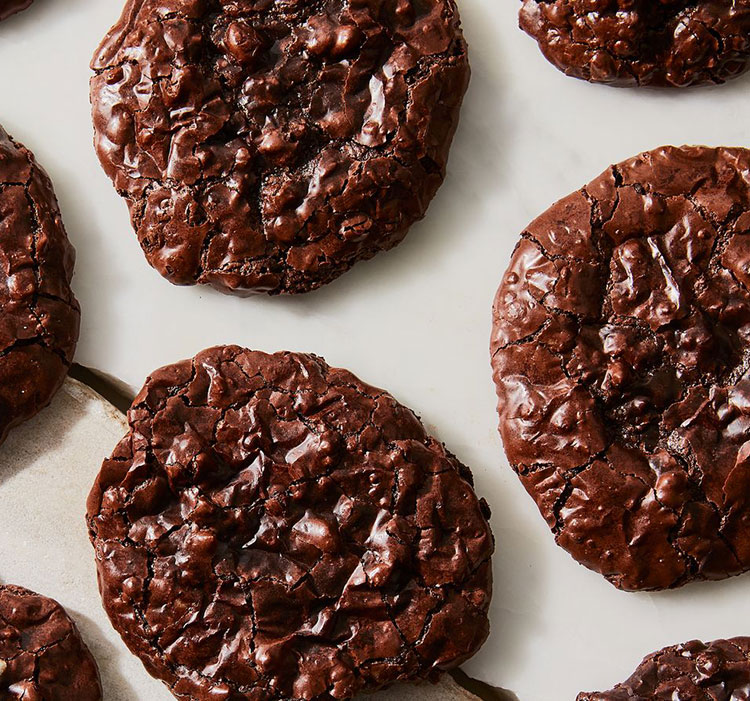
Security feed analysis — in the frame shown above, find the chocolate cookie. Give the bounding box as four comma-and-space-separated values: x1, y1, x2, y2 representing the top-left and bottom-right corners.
491, 145, 750, 591
87, 346, 494, 700
578, 637, 750, 699
91, 1, 469, 295
0, 0, 32, 22
520, 1, 750, 87
0, 126, 80, 446
0, 584, 102, 700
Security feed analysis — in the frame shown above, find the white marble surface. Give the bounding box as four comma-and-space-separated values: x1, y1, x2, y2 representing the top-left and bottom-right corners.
1, 1, 750, 700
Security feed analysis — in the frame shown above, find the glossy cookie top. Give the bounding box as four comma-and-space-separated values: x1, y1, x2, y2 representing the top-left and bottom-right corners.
0, 126, 80, 445
520, 1, 750, 87
87, 345, 494, 700
578, 637, 750, 699
492, 145, 750, 590
90, 0, 470, 294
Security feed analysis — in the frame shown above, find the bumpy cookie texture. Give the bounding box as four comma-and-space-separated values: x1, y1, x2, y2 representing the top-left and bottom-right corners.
87, 346, 493, 700
0, 0, 32, 22
578, 637, 750, 700
520, 0, 750, 87
491, 145, 750, 591
0, 127, 80, 446
0, 585, 102, 701
91, 0, 469, 295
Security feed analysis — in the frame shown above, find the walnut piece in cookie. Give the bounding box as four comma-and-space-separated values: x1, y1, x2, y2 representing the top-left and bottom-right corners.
90, 0, 470, 295
0, 125, 80, 446
520, 0, 750, 87
87, 345, 494, 701
492, 145, 750, 591
578, 637, 750, 699
0, 585, 102, 700
0, 0, 32, 22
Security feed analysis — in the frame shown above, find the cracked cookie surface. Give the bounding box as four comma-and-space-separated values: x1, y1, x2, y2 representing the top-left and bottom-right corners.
0, 126, 80, 446
0, 0, 32, 22
90, 0, 469, 295
577, 637, 750, 699
520, 0, 750, 87
0, 585, 102, 700
87, 345, 494, 700
491, 145, 750, 591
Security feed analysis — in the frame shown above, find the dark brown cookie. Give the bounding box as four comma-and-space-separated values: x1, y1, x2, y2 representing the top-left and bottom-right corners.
87, 346, 494, 701
0, 126, 80, 446
0, 584, 102, 701
90, 1, 469, 295
520, 1, 750, 87
491, 145, 750, 591
578, 637, 750, 700
0, 0, 32, 22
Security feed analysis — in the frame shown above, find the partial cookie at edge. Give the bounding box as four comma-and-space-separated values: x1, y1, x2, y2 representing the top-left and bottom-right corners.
0, 0, 32, 22
0, 125, 80, 445
577, 637, 750, 699
0, 584, 102, 701
519, 1, 750, 87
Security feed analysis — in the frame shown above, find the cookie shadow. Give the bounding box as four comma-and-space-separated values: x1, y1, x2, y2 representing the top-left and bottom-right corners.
653, 567, 750, 603
70, 610, 148, 701
418, 433, 543, 701
480, 508, 548, 693
585, 61, 750, 115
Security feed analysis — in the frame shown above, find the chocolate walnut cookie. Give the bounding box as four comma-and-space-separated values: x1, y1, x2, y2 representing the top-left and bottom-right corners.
88, 346, 493, 700
91, 0, 470, 295
578, 637, 750, 699
520, 1, 750, 87
0, 585, 102, 700
0, 126, 80, 446
492, 145, 750, 591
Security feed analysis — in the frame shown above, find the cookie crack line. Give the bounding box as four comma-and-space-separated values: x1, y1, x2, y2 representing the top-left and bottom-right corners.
87, 345, 494, 701
0, 125, 80, 447
492, 144, 750, 591
90, 0, 470, 295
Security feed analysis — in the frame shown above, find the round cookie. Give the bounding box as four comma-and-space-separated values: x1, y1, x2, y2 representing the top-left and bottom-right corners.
0, 126, 80, 446
0, 585, 102, 700
87, 346, 494, 700
0, 1, 32, 22
91, 1, 470, 295
578, 637, 750, 699
520, 1, 750, 87
491, 145, 750, 591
